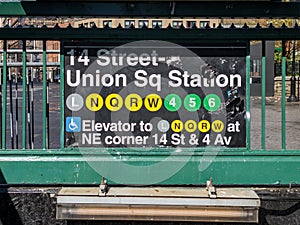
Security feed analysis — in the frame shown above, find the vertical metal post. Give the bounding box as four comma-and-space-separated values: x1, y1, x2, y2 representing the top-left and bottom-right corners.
30, 66, 34, 148
0, 49, 2, 149
9, 60, 14, 148
281, 40, 286, 150
15, 65, 19, 149
46, 79, 50, 149
27, 63, 32, 149
246, 44, 251, 150
1, 40, 7, 149
22, 40, 27, 149
60, 41, 65, 149
261, 41, 266, 150
42, 40, 47, 149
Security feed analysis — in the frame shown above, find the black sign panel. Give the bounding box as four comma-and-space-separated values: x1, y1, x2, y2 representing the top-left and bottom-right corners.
64, 41, 246, 148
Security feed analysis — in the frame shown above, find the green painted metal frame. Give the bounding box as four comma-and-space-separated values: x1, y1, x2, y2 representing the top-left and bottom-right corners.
0, 27, 299, 185
42, 40, 47, 149
60, 41, 65, 150
1, 3, 300, 184
22, 41, 27, 149
2, 27, 300, 41
0, 149, 300, 185
246, 53, 251, 150
1, 1, 300, 17
261, 41, 266, 150
281, 41, 287, 150
1, 40, 7, 149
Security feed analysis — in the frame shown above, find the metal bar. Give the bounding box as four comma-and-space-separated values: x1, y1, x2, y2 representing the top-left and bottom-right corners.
1, 2, 300, 18
15, 69, 19, 149
261, 41, 266, 150
0, 49, 60, 53
8, 68, 14, 149
281, 41, 286, 150
30, 68, 34, 148
0, 56, 2, 149
46, 80, 50, 149
27, 69, 32, 149
22, 40, 27, 149
0, 62, 60, 67
60, 41, 64, 149
1, 151, 300, 185
42, 40, 47, 149
56, 195, 259, 207
246, 52, 251, 150
1, 40, 7, 149
2, 27, 300, 41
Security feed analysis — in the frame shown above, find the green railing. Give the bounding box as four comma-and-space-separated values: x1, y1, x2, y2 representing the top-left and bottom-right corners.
0, 0, 300, 185
0, 40, 58, 150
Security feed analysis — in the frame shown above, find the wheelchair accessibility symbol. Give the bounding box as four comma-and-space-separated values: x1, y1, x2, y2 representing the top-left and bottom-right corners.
66, 117, 81, 132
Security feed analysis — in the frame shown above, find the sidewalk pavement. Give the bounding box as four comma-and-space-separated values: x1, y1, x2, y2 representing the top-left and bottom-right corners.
251, 96, 300, 150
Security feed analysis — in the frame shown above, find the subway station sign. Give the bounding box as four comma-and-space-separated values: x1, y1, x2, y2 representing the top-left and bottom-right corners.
64, 41, 246, 148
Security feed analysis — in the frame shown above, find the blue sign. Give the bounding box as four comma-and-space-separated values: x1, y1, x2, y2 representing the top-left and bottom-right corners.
66, 117, 81, 132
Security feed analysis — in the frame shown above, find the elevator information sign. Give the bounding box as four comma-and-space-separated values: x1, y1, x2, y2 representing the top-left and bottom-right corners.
64, 41, 246, 148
